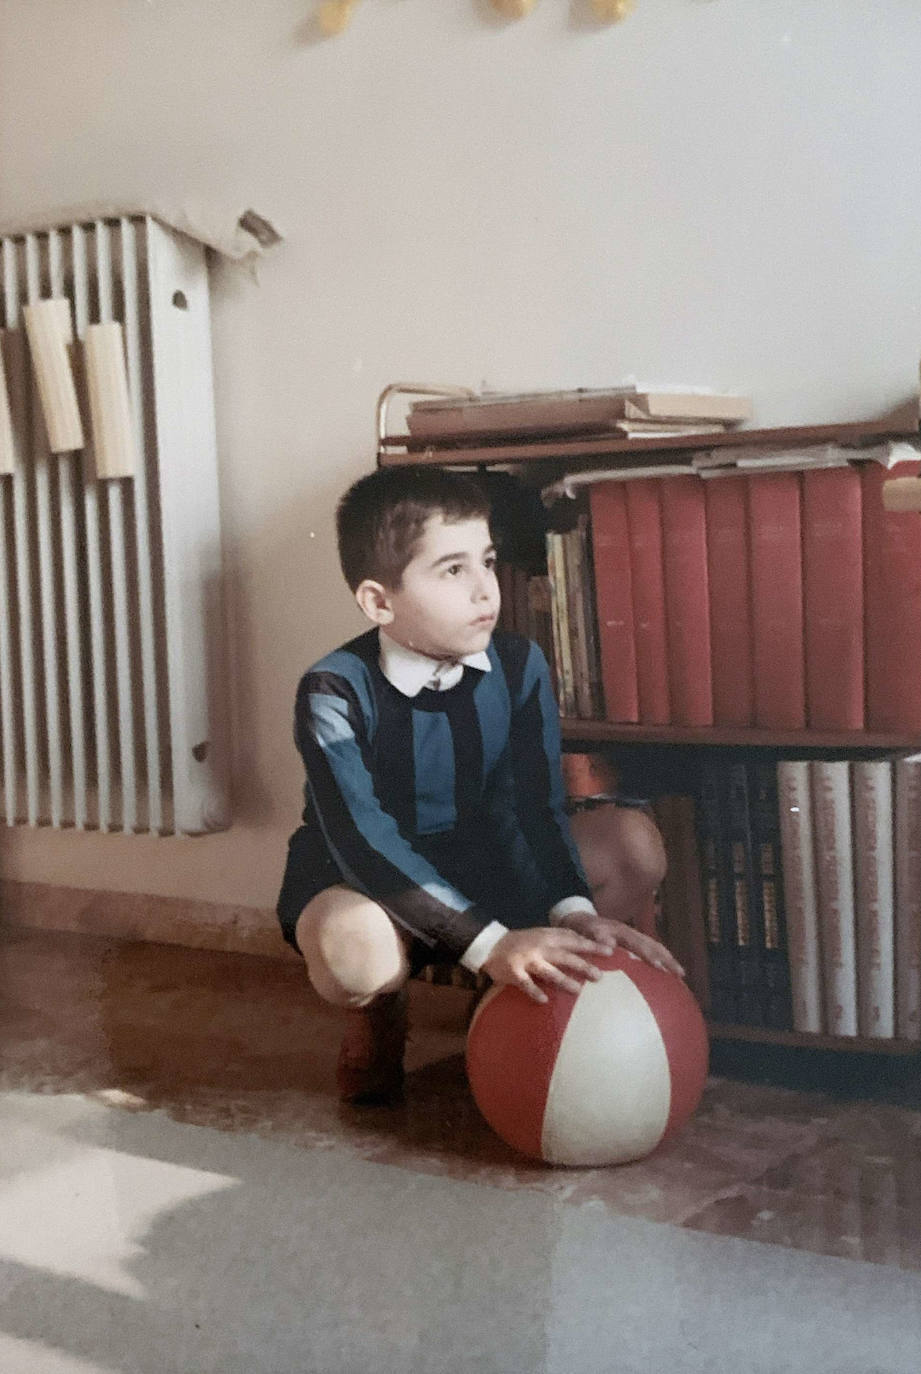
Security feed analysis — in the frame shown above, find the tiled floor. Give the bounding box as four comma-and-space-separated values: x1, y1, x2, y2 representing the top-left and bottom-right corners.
3, 924, 921, 1276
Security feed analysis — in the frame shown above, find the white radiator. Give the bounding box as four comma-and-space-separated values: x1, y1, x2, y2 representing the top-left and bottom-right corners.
0, 215, 229, 835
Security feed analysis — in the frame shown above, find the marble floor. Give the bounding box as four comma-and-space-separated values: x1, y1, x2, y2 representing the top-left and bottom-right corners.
3, 925, 921, 1272
4, 926, 921, 1372
4, 1088, 921, 1374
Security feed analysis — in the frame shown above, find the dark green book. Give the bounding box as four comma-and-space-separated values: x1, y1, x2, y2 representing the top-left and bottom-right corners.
723, 760, 765, 1026
695, 761, 739, 1024
748, 760, 794, 1031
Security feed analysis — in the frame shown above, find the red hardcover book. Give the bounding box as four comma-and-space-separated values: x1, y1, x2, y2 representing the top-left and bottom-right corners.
624, 480, 671, 724
748, 473, 806, 730
659, 476, 713, 726
861, 459, 921, 732
705, 478, 754, 726
589, 483, 639, 722
801, 467, 865, 729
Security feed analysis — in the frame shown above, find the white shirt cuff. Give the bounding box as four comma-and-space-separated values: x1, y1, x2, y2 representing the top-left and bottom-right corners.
548, 896, 599, 926
460, 920, 509, 973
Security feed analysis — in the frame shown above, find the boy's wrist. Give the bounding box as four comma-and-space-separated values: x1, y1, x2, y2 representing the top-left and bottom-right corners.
460, 920, 510, 973
548, 896, 599, 927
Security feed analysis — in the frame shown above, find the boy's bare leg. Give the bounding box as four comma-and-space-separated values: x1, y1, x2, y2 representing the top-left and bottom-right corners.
295, 885, 413, 1007
568, 804, 666, 927
566, 805, 683, 977
296, 886, 414, 1104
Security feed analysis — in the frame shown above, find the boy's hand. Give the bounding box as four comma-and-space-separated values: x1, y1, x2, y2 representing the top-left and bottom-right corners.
482, 927, 616, 1005
557, 911, 685, 980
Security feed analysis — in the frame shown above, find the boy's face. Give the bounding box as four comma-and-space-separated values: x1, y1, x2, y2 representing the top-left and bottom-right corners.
358, 515, 500, 661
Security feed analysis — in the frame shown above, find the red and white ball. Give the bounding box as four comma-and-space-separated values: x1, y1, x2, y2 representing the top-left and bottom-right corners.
466, 948, 709, 1166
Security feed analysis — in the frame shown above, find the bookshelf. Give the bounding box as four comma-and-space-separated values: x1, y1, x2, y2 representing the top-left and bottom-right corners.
379, 417, 916, 471
708, 1023, 921, 1056
379, 390, 921, 1058
561, 719, 921, 753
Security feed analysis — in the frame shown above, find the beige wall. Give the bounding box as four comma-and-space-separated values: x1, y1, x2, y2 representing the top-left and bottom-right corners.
1, 0, 920, 912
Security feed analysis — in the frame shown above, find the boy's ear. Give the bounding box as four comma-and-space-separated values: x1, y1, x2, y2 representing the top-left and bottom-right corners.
355, 578, 395, 626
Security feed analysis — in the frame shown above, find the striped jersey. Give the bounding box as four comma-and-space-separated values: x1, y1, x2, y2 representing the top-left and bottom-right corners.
277, 627, 591, 959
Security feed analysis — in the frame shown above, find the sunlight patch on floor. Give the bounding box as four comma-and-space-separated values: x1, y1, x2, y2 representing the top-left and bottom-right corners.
0, 1092, 237, 1300
0, 1332, 120, 1374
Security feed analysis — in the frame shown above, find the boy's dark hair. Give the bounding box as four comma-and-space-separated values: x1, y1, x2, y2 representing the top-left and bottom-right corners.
336, 466, 492, 591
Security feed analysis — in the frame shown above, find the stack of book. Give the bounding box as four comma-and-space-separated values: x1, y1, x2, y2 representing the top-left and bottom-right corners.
778, 756, 921, 1041
545, 518, 604, 720
540, 444, 921, 730
403, 386, 753, 449
495, 525, 605, 720
495, 563, 556, 680
653, 756, 921, 1041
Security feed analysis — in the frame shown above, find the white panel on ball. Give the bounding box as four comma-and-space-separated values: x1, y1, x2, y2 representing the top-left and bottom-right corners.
542, 971, 672, 1167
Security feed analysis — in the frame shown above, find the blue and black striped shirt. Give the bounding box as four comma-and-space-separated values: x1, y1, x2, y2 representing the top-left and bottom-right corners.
277, 628, 592, 959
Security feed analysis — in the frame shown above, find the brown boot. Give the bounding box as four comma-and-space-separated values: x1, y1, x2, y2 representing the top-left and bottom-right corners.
336, 984, 409, 1106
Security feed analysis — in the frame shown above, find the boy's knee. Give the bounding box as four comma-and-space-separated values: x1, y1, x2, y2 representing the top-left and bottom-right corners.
573, 804, 666, 895
296, 889, 411, 1008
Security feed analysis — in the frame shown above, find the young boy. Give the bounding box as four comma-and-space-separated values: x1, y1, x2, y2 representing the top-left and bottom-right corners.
277, 466, 681, 1105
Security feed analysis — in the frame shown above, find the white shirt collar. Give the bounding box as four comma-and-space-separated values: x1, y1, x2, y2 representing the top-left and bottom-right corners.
378, 630, 492, 697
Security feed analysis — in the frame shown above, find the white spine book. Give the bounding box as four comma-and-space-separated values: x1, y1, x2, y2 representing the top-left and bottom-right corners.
810, 761, 859, 1036
851, 761, 895, 1039
777, 761, 823, 1033
894, 759, 921, 1041
546, 532, 576, 718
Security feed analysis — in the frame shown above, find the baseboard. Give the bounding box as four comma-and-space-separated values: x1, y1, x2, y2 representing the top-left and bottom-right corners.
0, 879, 296, 962
0, 878, 478, 1030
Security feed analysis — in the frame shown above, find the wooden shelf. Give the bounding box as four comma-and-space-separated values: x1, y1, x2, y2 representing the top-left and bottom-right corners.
708, 1022, 921, 1055
379, 417, 917, 469
560, 719, 921, 753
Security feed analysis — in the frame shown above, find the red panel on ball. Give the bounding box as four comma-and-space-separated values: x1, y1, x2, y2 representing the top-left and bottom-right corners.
465, 984, 578, 1161
660, 982, 710, 1138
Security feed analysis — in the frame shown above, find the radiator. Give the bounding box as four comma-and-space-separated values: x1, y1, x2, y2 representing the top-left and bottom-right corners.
0, 215, 230, 835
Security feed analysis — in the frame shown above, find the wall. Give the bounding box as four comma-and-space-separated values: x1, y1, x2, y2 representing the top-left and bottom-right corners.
1, 0, 920, 915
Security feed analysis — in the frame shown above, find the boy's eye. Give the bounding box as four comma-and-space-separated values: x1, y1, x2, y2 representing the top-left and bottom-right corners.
445, 563, 463, 577
484, 556, 497, 572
